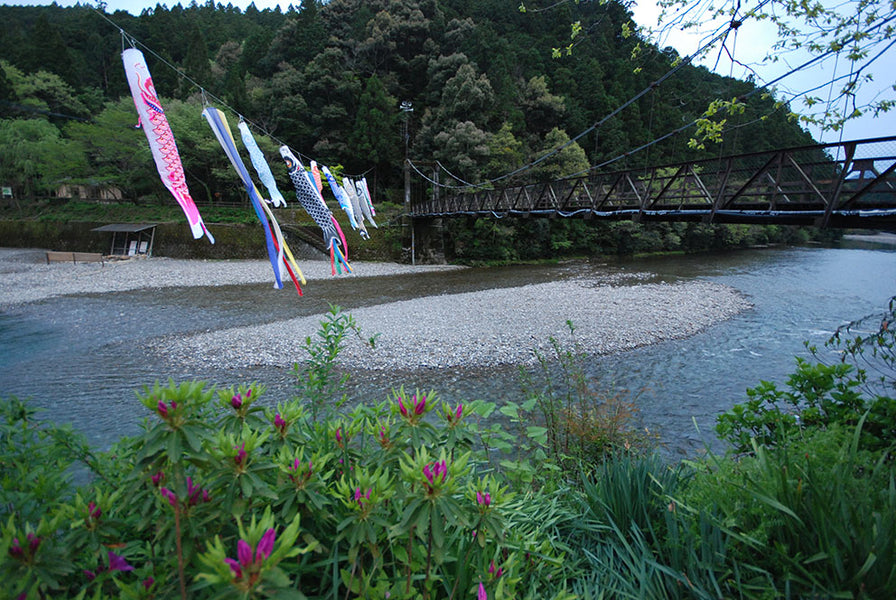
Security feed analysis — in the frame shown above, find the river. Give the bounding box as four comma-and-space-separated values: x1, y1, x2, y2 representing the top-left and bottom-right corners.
1, 243, 894, 457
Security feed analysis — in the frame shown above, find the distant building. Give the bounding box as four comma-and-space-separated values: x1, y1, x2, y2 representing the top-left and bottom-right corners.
56, 184, 124, 201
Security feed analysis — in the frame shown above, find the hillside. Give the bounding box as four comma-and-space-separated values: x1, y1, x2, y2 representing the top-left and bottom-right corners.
0, 0, 821, 260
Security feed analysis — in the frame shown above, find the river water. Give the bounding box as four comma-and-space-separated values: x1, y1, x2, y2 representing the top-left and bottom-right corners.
1, 243, 894, 457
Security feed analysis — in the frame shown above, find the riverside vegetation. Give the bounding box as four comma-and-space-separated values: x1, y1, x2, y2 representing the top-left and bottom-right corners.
2, 301, 895, 599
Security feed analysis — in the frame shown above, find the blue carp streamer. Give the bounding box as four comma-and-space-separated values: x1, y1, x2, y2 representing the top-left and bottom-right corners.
238, 121, 287, 208
204, 107, 304, 294
321, 165, 359, 230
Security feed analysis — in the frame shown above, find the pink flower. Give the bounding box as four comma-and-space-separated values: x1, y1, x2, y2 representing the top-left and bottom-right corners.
186, 477, 209, 506
225, 528, 276, 582
160, 487, 177, 507
398, 396, 408, 417
288, 459, 312, 486
256, 528, 275, 561
413, 394, 427, 415
488, 560, 502, 578
274, 413, 287, 434
477, 490, 491, 507
478, 582, 488, 600
156, 400, 168, 418
151, 471, 164, 487
455, 403, 463, 420
234, 444, 247, 467
108, 551, 133, 572
142, 577, 154, 590
423, 460, 448, 491
87, 501, 102, 520
8, 538, 22, 559
231, 394, 243, 409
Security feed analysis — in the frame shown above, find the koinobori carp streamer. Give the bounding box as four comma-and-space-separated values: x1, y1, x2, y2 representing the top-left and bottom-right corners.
238, 120, 287, 208
203, 107, 304, 295
122, 47, 214, 243
280, 146, 352, 275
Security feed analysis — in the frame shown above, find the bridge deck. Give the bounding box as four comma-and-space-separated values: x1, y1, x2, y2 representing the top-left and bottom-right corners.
410, 136, 896, 229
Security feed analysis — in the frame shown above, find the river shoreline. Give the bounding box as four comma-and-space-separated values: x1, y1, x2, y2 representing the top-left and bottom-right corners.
1, 247, 752, 371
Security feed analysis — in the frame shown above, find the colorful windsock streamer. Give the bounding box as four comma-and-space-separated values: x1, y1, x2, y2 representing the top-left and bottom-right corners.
360, 177, 376, 216
122, 48, 213, 243
311, 161, 324, 195
353, 178, 378, 227
238, 121, 286, 208
203, 107, 304, 295
343, 180, 371, 239
321, 165, 358, 229
280, 146, 352, 275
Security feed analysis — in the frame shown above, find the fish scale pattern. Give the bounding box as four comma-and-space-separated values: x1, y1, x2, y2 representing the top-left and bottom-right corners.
280, 146, 339, 247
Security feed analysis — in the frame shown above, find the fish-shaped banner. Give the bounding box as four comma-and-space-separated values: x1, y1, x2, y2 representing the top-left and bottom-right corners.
343, 180, 370, 239
203, 107, 304, 295
353, 178, 378, 227
122, 47, 213, 243
359, 177, 376, 217
321, 165, 358, 230
280, 146, 352, 275
238, 121, 286, 208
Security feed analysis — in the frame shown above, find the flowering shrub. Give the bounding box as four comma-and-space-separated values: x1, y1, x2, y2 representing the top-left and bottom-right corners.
0, 378, 571, 599
1, 303, 892, 599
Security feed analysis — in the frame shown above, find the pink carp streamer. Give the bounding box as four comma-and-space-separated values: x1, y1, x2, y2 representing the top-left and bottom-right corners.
122, 48, 213, 243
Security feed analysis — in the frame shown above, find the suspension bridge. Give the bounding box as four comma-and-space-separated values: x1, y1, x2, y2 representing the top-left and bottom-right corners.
409, 136, 896, 230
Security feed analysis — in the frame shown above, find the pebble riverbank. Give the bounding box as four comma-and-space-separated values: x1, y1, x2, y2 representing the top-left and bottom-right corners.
158, 279, 751, 371
0, 247, 752, 371
0, 247, 463, 307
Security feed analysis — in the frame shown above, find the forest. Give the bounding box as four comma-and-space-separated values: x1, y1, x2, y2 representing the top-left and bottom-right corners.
0, 0, 823, 259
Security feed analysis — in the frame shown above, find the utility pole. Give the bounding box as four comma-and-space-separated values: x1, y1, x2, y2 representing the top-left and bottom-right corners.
400, 101, 414, 265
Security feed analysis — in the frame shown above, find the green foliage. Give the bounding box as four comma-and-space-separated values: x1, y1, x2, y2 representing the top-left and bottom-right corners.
0, 0, 823, 216
293, 304, 378, 421
516, 320, 655, 473
0, 118, 88, 197
2, 300, 895, 599
0, 378, 573, 598
682, 424, 896, 598
717, 297, 896, 457
0, 398, 80, 524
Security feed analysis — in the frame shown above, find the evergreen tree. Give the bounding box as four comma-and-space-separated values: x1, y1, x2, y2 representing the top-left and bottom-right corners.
352, 75, 399, 169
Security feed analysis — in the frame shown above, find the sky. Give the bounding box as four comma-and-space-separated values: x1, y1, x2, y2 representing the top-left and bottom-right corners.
3, 0, 894, 151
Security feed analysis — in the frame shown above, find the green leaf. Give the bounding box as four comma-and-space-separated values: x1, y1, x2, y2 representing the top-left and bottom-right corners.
499, 404, 519, 419
526, 426, 549, 445
240, 474, 253, 497
167, 430, 182, 463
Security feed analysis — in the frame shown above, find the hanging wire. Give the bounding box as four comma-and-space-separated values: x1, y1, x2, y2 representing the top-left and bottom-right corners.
91, 3, 322, 166
561, 10, 896, 180
409, 0, 778, 190
413, 0, 896, 191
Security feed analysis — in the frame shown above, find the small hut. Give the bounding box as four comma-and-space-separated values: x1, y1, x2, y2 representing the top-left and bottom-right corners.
92, 223, 157, 257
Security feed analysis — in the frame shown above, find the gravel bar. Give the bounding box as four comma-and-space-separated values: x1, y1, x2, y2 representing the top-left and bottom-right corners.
0, 247, 752, 370
159, 279, 751, 371
0, 247, 462, 308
